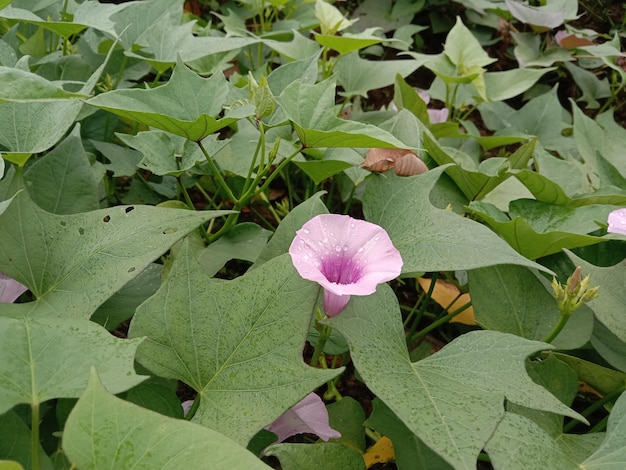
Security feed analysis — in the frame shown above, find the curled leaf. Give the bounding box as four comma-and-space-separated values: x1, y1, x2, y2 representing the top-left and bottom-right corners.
360, 148, 428, 176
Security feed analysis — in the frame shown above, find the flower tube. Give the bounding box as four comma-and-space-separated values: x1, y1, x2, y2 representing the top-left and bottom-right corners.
289, 214, 403, 316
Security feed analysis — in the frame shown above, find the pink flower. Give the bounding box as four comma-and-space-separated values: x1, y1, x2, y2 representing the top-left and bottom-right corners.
0, 272, 28, 303
265, 392, 340, 442
608, 208, 626, 235
418, 91, 449, 124
289, 214, 402, 317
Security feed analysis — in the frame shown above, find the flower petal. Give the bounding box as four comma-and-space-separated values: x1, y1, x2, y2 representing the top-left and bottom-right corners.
0, 272, 28, 303
608, 208, 626, 235
289, 214, 402, 297
265, 392, 341, 442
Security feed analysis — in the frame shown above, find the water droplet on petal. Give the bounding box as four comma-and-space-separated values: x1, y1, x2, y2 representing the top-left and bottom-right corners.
303, 228, 310, 234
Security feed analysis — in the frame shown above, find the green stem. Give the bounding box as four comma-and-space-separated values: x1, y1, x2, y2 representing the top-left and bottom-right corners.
31, 402, 41, 470
185, 394, 201, 420
310, 324, 331, 368
406, 273, 439, 344
409, 300, 472, 344
542, 313, 571, 344
562, 388, 622, 433
256, 145, 303, 195
196, 140, 238, 204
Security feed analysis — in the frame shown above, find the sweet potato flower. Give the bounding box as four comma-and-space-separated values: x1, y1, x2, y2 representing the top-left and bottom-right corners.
289, 214, 402, 316
608, 208, 626, 235
0, 272, 27, 303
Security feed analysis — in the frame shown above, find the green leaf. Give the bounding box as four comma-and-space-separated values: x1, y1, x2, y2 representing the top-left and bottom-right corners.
0, 32, 111, 161
423, 133, 533, 200
0, 67, 88, 102
326, 285, 584, 469
63, 370, 271, 470
479, 86, 571, 153
467, 201, 607, 259
109, 0, 182, 50
0, 316, 145, 414
293, 157, 354, 185
505, 0, 567, 29
591, 320, 626, 373
276, 79, 407, 148
0, 2, 125, 37
393, 74, 430, 124
565, 251, 626, 344
87, 59, 254, 141
315, 29, 383, 55
443, 16, 496, 68
327, 397, 366, 452
125, 375, 184, 419
572, 102, 626, 188
365, 398, 453, 470
363, 166, 550, 273
564, 62, 611, 109
0, 410, 52, 470
482, 67, 555, 102
485, 412, 579, 469
125, 18, 261, 72
116, 130, 215, 176
128, 242, 341, 444
0, 183, 231, 318
91, 263, 163, 331
581, 390, 626, 468
314, 0, 357, 35
198, 222, 272, 276
555, 353, 626, 397
265, 442, 365, 470
23, 124, 100, 214
253, 191, 329, 268
334, 52, 418, 98
91, 141, 143, 177
469, 264, 593, 350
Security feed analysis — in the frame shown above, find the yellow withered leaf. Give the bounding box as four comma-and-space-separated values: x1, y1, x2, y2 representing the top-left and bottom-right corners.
417, 277, 476, 325
363, 436, 395, 468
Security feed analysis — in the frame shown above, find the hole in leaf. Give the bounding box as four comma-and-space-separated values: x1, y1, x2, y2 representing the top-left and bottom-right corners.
103, 215, 111, 223
78, 227, 85, 235
60, 221, 66, 226
162, 228, 177, 234
125, 206, 135, 214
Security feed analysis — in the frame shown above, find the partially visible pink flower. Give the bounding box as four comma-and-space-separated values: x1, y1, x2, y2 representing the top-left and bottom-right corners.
0, 272, 28, 303
427, 107, 449, 124
265, 392, 340, 442
289, 214, 402, 317
608, 208, 626, 235
417, 90, 449, 123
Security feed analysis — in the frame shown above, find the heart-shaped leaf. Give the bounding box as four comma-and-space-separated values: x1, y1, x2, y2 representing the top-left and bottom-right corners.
87, 59, 255, 141
0, 316, 145, 414
128, 240, 341, 444
363, 166, 551, 273
326, 285, 584, 469
63, 370, 271, 470
277, 79, 406, 148
581, 390, 626, 468
469, 264, 593, 349
265, 442, 365, 470
468, 201, 608, 260
0, 67, 88, 102
0, 179, 231, 319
